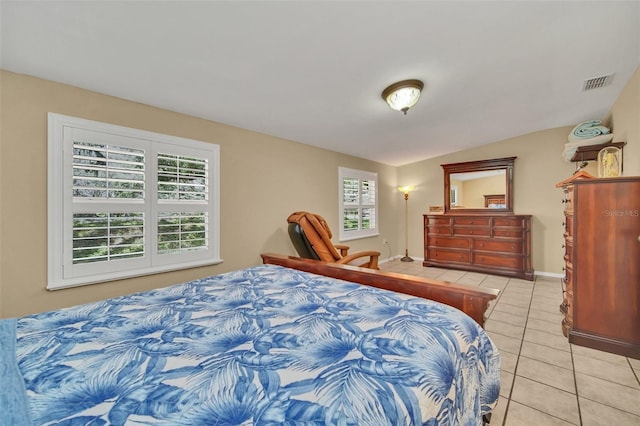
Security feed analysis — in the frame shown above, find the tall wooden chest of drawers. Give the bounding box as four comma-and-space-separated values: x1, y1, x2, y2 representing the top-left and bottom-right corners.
557, 175, 640, 359
423, 214, 533, 280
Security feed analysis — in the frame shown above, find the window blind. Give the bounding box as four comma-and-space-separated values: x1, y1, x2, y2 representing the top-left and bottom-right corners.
72, 213, 145, 264
73, 142, 145, 199
338, 167, 379, 241
157, 153, 207, 201
48, 113, 221, 289
157, 212, 207, 254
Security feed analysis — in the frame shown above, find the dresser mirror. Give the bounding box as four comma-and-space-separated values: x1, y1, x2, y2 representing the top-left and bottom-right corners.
443, 157, 515, 214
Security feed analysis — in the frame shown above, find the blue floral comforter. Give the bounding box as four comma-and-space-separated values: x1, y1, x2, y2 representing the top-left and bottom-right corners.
2, 265, 500, 425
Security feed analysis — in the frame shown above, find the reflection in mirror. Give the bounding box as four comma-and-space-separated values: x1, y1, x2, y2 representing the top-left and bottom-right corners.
443, 157, 515, 214
450, 170, 506, 209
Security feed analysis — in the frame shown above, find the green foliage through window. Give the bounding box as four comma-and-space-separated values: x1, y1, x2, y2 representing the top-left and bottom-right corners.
73, 142, 145, 199
158, 154, 207, 200
72, 213, 144, 264
158, 212, 208, 254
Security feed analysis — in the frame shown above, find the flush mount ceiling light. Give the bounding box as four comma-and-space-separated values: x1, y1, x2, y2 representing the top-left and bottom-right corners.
381, 79, 424, 115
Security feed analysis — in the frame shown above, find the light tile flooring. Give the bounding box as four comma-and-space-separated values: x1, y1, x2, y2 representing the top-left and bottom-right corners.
378, 259, 640, 426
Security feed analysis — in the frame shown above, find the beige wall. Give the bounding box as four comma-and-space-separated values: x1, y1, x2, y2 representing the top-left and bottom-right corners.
461, 174, 505, 208
397, 66, 639, 276
607, 65, 640, 176
2, 65, 637, 317
0, 70, 399, 318
398, 126, 575, 275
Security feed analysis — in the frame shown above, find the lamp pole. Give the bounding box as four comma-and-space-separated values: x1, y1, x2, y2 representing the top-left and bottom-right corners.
399, 187, 414, 262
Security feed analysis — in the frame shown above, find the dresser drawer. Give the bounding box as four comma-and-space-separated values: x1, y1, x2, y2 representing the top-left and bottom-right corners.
454, 227, 491, 237
428, 226, 452, 236
493, 217, 523, 227
473, 253, 522, 269
428, 217, 452, 226
562, 265, 574, 321
429, 249, 470, 264
493, 228, 523, 238
562, 186, 573, 213
564, 214, 573, 238
430, 236, 470, 249
564, 239, 573, 264
563, 266, 573, 292
452, 217, 491, 226
474, 239, 522, 253
423, 213, 533, 281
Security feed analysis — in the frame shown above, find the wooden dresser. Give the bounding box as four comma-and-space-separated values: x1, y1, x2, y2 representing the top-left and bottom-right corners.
557, 174, 640, 359
423, 214, 533, 280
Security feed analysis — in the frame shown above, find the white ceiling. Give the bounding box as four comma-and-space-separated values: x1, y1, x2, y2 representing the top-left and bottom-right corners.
2, 1, 639, 166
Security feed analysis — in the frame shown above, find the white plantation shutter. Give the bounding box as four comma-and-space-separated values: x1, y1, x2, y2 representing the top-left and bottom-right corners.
73, 142, 145, 199
343, 177, 359, 204
338, 167, 379, 240
156, 154, 209, 253
48, 113, 221, 289
157, 212, 207, 254
71, 141, 147, 267
157, 153, 207, 201
72, 212, 145, 264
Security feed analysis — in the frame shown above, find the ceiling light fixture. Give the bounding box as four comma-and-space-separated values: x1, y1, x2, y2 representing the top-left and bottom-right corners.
381, 79, 424, 115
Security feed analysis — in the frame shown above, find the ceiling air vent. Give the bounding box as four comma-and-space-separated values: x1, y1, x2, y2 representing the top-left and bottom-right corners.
582, 74, 614, 91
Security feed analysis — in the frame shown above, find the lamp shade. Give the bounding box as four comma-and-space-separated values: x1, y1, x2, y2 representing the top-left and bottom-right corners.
398, 186, 414, 194
382, 80, 424, 114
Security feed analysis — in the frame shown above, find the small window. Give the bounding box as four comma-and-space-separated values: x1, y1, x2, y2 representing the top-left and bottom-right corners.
48, 113, 221, 289
450, 185, 459, 207
338, 167, 378, 241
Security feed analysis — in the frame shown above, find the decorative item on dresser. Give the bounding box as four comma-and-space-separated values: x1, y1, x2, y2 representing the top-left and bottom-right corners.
424, 214, 533, 280
597, 145, 622, 178
556, 172, 640, 359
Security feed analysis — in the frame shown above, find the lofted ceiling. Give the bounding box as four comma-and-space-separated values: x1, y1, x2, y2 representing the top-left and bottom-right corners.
1, 1, 639, 166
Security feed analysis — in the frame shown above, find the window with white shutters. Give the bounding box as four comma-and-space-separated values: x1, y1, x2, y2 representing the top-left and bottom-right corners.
48, 113, 221, 289
338, 167, 379, 241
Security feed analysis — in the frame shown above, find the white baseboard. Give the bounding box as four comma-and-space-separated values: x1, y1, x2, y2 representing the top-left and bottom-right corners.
534, 271, 564, 279
379, 258, 564, 281
379, 255, 425, 264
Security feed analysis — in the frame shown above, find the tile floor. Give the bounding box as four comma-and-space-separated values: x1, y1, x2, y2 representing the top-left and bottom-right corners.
378, 259, 640, 426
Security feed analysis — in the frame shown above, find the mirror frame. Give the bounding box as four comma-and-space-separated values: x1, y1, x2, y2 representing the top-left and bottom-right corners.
443, 157, 516, 214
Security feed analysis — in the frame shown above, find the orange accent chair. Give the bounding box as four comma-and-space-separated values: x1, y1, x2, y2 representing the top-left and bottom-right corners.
287, 211, 380, 270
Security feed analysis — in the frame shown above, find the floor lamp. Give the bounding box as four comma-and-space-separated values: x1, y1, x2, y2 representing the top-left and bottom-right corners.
398, 186, 414, 262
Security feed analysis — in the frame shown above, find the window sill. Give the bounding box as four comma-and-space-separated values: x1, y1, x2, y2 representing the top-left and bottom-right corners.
47, 258, 224, 290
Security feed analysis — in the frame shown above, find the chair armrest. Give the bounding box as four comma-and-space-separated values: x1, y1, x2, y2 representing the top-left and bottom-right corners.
337, 251, 380, 270
334, 244, 350, 257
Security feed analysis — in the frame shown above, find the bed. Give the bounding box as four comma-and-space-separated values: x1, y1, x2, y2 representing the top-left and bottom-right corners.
1, 254, 500, 425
